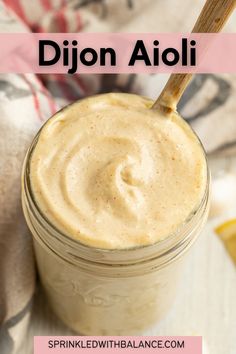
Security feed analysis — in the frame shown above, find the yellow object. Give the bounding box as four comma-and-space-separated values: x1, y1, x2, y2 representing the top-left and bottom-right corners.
215, 219, 236, 264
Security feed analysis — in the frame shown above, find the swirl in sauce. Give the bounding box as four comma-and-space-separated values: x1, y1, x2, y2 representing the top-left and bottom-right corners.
30, 93, 207, 249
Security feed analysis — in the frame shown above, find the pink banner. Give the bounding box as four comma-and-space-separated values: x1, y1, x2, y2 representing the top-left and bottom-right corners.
34, 336, 202, 354
0, 33, 236, 74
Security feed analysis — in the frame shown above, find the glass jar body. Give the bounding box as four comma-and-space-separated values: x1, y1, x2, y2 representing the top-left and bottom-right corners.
34, 237, 185, 335
22, 124, 210, 335
22, 178, 209, 335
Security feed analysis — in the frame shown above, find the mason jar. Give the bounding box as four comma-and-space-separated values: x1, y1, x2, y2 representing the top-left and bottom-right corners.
21, 116, 210, 336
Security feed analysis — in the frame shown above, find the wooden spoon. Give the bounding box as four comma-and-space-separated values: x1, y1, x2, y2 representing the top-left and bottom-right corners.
152, 0, 236, 112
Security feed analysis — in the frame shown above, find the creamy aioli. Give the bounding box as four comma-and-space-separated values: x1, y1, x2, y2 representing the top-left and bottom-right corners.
30, 93, 207, 249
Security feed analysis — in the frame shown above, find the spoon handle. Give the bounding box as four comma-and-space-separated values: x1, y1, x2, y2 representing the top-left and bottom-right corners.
152, 0, 236, 111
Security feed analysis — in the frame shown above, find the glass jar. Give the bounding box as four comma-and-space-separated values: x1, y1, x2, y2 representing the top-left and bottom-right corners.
21, 130, 210, 335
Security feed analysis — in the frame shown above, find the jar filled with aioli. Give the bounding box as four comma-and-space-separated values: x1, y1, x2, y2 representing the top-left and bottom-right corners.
22, 93, 210, 335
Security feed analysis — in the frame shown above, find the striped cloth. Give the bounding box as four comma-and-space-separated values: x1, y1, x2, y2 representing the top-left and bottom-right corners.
0, 1, 236, 353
